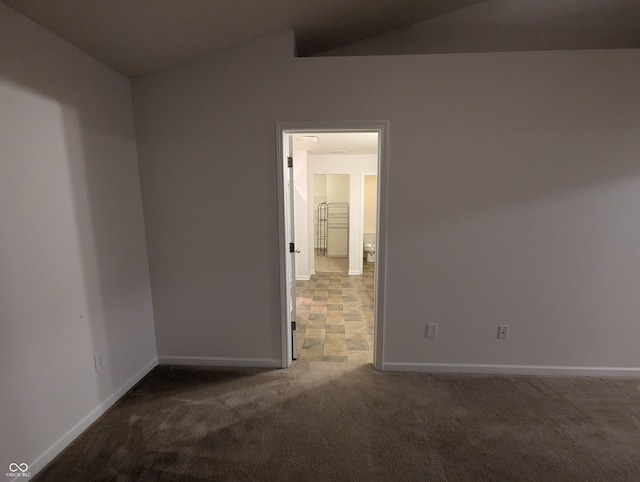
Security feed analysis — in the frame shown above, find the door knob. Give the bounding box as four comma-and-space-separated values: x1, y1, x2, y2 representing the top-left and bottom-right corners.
295, 250, 301, 253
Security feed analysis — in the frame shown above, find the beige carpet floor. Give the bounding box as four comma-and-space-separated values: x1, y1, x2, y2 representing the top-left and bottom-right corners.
34, 362, 640, 481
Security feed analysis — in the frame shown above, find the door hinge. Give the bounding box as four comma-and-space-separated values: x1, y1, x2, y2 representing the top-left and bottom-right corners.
289, 242, 295, 253
287, 157, 293, 168
292, 321, 296, 330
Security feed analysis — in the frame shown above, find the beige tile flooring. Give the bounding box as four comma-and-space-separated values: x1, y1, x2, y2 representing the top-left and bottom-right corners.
313, 254, 349, 273
295, 258, 374, 363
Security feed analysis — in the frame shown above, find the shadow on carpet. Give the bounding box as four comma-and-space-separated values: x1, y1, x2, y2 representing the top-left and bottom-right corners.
34, 362, 640, 481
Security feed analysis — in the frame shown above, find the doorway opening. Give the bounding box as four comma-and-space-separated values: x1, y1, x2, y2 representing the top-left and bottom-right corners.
276, 122, 389, 370
314, 174, 350, 273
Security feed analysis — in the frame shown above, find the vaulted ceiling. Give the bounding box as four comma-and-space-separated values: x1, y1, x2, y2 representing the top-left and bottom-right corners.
2, 0, 639, 78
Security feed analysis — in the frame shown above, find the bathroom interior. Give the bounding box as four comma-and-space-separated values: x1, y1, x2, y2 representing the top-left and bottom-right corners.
292, 132, 379, 363
312, 173, 378, 272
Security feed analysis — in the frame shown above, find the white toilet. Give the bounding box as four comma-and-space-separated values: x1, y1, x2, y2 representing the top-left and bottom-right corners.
363, 233, 376, 263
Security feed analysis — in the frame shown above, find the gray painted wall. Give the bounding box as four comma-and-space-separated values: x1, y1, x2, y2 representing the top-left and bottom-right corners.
133, 30, 640, 370
0, 3, 156, 472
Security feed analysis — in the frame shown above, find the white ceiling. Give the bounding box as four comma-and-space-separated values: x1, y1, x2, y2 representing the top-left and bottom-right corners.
2, 0, 639, 77
293, 133, 379, 156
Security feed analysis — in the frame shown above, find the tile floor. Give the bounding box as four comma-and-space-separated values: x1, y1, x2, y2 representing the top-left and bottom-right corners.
295, 258, 374, 363
313, 254, 349, 273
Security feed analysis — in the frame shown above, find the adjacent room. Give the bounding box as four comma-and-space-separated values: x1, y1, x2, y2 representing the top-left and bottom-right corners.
290, 132, 379, 363
2, 0, 640, 479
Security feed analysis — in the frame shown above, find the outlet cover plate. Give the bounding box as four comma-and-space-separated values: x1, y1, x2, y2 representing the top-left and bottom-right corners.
94, 353, 105, 372
426, 323, 438, 338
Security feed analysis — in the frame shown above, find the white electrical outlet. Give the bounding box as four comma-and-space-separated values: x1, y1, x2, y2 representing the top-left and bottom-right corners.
426, 323, 438, 338
94, 353, 105, 372
498, 325, 509, 340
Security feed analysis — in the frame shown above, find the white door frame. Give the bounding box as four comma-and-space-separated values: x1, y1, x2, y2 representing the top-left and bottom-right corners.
275, 120, 390, 370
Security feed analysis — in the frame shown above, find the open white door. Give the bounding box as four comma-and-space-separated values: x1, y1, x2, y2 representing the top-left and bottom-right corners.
284, 135, 298, 360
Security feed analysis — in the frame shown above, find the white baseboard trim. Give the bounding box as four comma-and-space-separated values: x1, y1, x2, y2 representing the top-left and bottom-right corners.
296, 275, 311, 281
158, 356, 281, 368
348, 270, 362, 276
30, 357, 158, 476
382, 362, 640, 377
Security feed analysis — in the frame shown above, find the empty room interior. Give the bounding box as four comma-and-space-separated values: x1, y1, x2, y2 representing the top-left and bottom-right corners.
1, 0, 640, 480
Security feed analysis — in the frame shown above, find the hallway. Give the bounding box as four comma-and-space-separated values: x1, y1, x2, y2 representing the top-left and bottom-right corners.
295, 261, 374, 363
